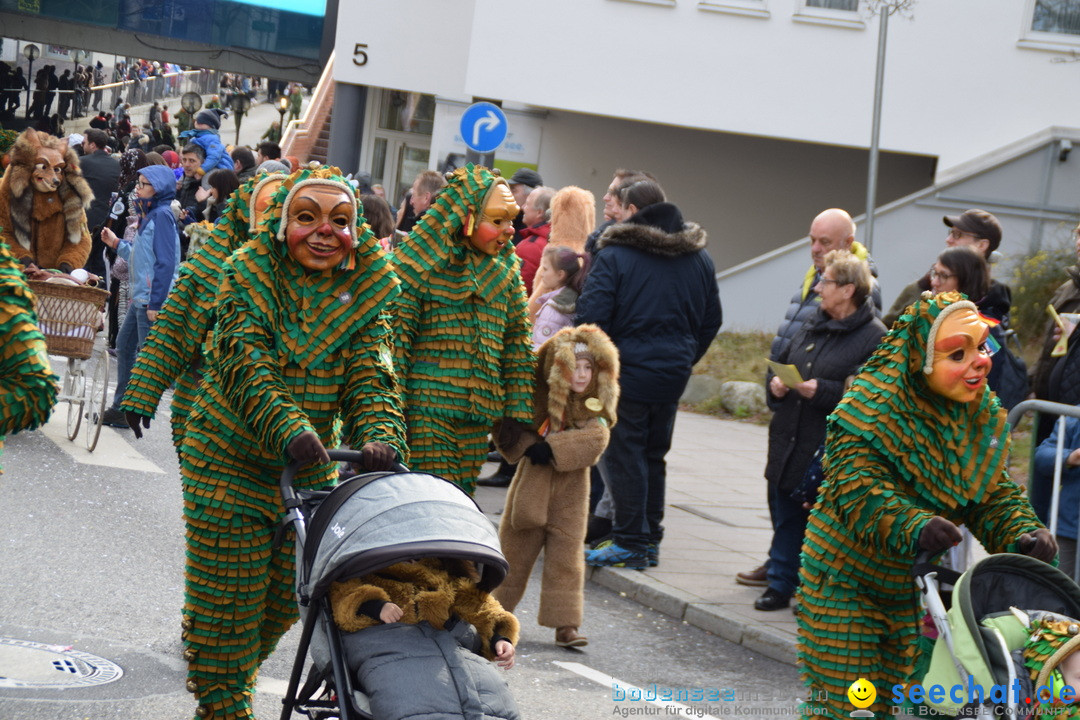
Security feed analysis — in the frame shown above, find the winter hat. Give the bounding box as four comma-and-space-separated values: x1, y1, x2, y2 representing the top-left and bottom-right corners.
195, 108, 225, 130
161, 150, 180, 169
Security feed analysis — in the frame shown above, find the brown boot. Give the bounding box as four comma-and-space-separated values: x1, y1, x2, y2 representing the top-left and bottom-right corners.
735, 564, 768, 587
555, 626, 588, 648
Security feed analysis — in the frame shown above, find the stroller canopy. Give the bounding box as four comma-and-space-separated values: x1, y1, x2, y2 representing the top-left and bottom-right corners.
301, 471, 508, 602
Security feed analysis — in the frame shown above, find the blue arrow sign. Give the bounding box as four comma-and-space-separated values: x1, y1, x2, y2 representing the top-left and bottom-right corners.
460, 102, 508, 154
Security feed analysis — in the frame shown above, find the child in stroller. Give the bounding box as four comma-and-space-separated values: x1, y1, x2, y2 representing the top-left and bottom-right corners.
328, 556, 520, 720
1017, 609, 1080, 715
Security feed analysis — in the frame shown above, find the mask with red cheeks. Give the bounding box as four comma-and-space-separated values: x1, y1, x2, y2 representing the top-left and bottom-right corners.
284, 184, 355, 271
926, 308, 992, 403
469, 183, 519, 256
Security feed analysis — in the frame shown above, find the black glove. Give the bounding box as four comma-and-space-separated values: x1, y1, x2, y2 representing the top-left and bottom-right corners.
58, 262, 74, 274
496, 417, 527, 448
918, 516, 963, 553
125, 410, 151, 439
360, 441, 396, 471
1018, 528, 1058, 563
523, 441, 553, 466
287, 431, 330, 465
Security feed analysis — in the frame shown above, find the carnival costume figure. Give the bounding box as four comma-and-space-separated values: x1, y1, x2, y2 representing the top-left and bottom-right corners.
494, 324, 618, 648
0, 128, 92, 272
121, 171, 287, 450
391, 164, 534, 493
796, 291, 1055, 720
0, 238, 57, 471
177, 165, 406, 720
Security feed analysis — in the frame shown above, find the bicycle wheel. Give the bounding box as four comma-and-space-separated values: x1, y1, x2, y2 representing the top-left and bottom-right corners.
86, 350, 110, 452
65, 357, 86, 441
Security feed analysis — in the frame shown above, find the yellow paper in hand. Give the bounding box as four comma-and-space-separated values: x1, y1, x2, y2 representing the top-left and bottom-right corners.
1049, 306, 1079, 358
767, 360, 805, 387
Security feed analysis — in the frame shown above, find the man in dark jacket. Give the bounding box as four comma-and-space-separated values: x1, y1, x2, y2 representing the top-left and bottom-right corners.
78, 129, 121, 277
577, 202, 722, 569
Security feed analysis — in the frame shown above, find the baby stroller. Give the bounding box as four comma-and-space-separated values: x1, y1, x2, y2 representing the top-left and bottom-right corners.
277, 450, 511, 720
912, 552, 1080, 717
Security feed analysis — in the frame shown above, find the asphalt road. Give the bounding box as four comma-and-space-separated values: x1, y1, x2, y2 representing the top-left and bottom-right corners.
0, 364, 802, 719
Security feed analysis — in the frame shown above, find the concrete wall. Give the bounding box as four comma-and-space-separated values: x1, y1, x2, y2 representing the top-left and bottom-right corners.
719, 130, 1080, 332
337, 0, 1080, 175
530, 108, 935, 272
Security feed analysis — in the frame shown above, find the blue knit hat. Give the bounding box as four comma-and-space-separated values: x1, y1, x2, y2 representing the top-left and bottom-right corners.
195, 108, 226, 130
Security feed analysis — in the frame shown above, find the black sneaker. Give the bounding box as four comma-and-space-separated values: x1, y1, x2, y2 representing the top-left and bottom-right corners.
100, 407, 128, 428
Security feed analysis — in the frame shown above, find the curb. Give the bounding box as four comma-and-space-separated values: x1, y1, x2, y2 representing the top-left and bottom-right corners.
586, 566, 798, 667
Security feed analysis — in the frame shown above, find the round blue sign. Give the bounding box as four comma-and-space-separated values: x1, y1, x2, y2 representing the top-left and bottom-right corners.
460, 102, 508, 154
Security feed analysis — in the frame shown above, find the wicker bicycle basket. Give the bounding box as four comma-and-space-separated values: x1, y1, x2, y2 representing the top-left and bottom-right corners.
27, 280, 110, 360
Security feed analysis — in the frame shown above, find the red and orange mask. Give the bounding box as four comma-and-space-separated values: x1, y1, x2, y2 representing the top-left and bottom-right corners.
283, 183, 355, 272
925, 307, 992, 403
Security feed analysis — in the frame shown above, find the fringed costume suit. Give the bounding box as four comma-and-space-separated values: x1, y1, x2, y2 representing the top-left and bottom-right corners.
177, 168, 406, 720
391, 165, 534, 493
796, 292, 1046, 720
0, 239, 57, 469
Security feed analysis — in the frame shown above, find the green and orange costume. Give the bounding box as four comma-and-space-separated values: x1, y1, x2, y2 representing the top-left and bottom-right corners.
796, 292, 1046, 720
121, 171, 286, 450
391, 165, 533, 492
0, 239, 57, 470
177, 166, 405, 720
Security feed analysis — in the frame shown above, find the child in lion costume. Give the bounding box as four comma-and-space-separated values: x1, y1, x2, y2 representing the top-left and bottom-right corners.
0, 129, 93, 272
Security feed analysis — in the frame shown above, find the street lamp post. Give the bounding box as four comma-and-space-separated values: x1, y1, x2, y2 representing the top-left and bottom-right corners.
229, 93, 251, 146
276, 94, 288, 142
180, 91, 202, 136
23, 43, 39, 119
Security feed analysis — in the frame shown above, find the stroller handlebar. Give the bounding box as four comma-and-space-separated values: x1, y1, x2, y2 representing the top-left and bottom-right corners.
912, 550, 962, 587
280, 450, 409, 503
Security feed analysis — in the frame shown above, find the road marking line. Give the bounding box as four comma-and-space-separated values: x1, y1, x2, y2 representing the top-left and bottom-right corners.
257, 676, 291, 697
552, 660, 694, 715
40, 409, 165, 474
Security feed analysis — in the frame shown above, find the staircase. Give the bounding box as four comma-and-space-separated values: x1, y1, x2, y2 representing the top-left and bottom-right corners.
281, 52, 335, 165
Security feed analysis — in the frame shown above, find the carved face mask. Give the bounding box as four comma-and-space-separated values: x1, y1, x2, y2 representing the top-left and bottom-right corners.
284, 184, 354, 272
926, 308, 992, 403
32, 147, 65, 193
468, 182, 518, 256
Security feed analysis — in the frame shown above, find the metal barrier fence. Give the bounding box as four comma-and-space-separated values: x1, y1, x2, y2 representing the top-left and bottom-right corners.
88, 69, 221, 114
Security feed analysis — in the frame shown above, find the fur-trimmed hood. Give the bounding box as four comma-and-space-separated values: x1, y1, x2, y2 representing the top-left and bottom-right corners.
1, 129, 93, 252
596, 201, 706, 258
534, 324, 619, 430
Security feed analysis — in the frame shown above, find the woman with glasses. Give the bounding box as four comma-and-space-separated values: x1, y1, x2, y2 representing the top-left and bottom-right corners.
754, 249, 887, 611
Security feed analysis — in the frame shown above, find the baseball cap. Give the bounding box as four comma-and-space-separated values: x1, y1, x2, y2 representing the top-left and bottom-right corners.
943, 209, 1003, 253
508, 168, 543, 188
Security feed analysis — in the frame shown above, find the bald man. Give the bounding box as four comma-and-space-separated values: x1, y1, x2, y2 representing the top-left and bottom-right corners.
736, 208, 882, 600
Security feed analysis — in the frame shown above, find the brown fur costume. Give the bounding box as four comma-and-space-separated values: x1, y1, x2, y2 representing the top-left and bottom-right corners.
547, 186, 595, 253
0, 129, 93, 271
493, 324, 619, 629
329, 558, 519, 660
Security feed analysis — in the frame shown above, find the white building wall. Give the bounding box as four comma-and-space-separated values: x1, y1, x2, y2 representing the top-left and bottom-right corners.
337, 0, 1080, 175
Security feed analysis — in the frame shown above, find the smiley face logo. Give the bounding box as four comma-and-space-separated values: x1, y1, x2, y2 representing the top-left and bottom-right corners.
847, 678, 876, 709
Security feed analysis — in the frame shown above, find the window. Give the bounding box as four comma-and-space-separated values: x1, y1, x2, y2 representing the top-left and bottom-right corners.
1031, 0, 1080, 35
793, 0, 864, 29
1020, 0, 1080, 50
806, 0, 857, 9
